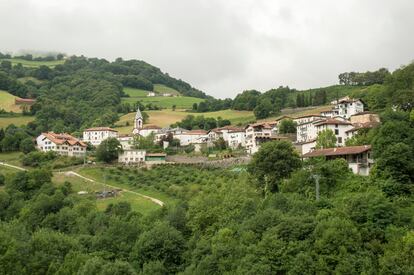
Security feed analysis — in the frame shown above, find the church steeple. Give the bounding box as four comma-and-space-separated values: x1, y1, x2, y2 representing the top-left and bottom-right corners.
133, 107, 143, 134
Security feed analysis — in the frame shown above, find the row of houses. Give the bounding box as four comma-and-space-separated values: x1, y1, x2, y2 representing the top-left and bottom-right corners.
34, 97, 379, 175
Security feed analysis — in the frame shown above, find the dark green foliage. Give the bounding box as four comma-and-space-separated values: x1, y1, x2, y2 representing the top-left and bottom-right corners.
96, 138, 123, 163
248, 141, 301, 193
339, 68, 390, 86
172, 114, 230, 130
278, 119, 297, 134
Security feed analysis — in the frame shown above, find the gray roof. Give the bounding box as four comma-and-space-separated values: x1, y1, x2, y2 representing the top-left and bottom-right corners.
135, 108, 143, 119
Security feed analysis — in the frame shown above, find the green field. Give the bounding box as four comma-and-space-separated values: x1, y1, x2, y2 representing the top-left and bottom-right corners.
114, 109, 254, 133
76, 167, 172, 211
122, 95, 203, 109
53, 172, 160, 214
0, 90, 23, 112
123, 87, 151, 97
0, 152, 23, 166
153, 84, 180, 95
1, 58, 65, 68
0, 115, 35, 129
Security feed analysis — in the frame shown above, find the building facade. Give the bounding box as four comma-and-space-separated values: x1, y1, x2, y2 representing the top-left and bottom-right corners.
36, 132, 87, 157
118, 149, 146, 164
302, 145, 373, 176
82, 127, 118, 146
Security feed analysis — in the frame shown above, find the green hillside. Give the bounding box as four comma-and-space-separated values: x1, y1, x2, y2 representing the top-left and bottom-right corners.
0, 90, 22, 112
122, 96, 203, 109
1, 58, 65, 68
123, 87, 151, 97
154, 84, 180, 95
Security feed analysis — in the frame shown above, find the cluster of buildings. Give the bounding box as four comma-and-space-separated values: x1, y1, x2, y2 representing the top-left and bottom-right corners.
34, 96, 379, 175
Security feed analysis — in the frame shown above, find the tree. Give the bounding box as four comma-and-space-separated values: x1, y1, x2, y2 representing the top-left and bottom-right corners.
278, 119, 297, 134
374, 143, 414, 183
96, 138, 123, 163
316, 129, 337, 149
254, 101, 273, 119
130, 222, 185, 273
172, 104, 176, 111
248, 141, 301, 193
20, 137, 35, 154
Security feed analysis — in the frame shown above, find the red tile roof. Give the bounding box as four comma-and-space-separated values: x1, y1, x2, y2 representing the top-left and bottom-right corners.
314, 118, 352, 126
302, 145, 371, 157
183, 130, 208, 135
142, 124, 162, 130
345, 122, 380, 133
84, 127, 118, 132
42, 132, 87, 147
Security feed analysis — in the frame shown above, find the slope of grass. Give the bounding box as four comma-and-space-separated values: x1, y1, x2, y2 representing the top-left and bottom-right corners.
0, 152, 23, 166
153, 84, 180, 95
123, 87, 151, 97
53, 172, 160, 214
114, 109, 254, 133
0, 90, 22, 112
1, 58, 64, 68
0, 115, 35, 129
122, 96, 203, 109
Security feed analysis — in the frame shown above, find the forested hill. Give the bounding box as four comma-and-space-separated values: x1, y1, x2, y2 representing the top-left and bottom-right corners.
0, 53, 208, 134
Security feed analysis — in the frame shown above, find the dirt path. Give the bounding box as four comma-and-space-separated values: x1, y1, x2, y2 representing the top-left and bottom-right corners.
61, 171, 164, 207
0, 162, 26, 171
0, 162, 164, 207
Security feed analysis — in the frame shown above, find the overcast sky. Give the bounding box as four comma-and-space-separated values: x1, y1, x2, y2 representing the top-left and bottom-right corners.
0, 0, 413, 98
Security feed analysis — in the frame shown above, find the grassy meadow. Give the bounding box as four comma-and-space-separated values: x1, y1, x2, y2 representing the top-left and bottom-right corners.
0, 115, 35, 129
0, 90, 23, 112
153, 84, 180, 95
1, 58, 65, 68
114, 109, 254, 133
121, 96, 204, 109
53, 172, 160, 214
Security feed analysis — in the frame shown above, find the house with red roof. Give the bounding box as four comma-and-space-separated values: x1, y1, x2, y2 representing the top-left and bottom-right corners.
302, 145, 373, 176
36, 132, 87, 157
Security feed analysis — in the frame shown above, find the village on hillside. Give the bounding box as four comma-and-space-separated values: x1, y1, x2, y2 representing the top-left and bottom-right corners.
35, 96, 379, 176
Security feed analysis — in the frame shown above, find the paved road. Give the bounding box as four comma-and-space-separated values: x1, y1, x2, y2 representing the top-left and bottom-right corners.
0, 162, 164, 207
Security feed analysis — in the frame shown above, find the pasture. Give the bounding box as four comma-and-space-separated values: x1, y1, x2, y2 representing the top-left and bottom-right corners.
0, 90, 22, 112
0, 115, 35, 129
114, 109, 254, 133
153, 84, 180, 95
1, 58, 64, 68
121, 95, 204, 109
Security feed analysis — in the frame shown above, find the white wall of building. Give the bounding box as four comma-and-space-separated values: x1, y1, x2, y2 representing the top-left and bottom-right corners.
83, 129, 118, 146
118, 150, 146, 164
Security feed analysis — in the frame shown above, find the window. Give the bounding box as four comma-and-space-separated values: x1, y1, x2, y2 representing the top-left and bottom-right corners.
335, 129, 339, 135
337, 137, 342, 143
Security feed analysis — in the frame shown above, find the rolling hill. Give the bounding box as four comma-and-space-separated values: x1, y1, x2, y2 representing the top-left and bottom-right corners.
0, 58, 65, 68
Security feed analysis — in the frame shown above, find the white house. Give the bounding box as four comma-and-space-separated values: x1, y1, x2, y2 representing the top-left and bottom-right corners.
245, 122, 276, 154
36, 132, 87, 157
313, 118, 353, 146
82, 127, 118, 146
117, 134, 135, 150
293, 114, 325, 126
295, 139, 317, 155
226, 129, 246, 149
296, 119, 325, 143
208, 126, 246, 149
174, 130, 208, 146
331, 98, 364, 119
302, 145, 373, 176
148, 92, 156, 97
139, 125, 162, 137
118, 149, 146, 164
